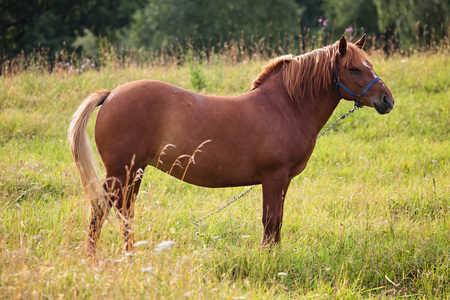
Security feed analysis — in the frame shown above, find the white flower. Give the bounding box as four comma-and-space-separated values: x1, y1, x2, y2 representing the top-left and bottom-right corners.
140, 267, 154, 274
184, 291, 195, 297
277, 272, 288, 277
154, 241, 176, 254
134, 241, 149, 247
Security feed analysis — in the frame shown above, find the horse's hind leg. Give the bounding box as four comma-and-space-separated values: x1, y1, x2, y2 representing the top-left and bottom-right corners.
86, 180, 116, 254
86, 178, 119, 254
87, 207, 109, 254
108, 167, 145, 252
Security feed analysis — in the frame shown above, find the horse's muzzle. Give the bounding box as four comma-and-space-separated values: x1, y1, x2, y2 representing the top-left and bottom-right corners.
374, 95, 394, 114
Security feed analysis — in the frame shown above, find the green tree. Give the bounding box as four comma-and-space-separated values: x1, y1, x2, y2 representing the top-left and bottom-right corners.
124, 0, 303, 51
295, 0, 324, 29
321, 0, 379, 38
0, 0, 144, 56
373, 0, 449, 48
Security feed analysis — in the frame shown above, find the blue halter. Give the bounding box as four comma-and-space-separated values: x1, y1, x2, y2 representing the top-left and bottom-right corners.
334, 65, 381, 107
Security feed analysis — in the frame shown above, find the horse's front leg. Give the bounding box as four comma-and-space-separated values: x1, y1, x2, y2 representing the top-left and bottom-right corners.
261, 173, 291, 247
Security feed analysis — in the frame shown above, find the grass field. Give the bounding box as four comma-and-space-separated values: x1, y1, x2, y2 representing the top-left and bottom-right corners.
0, 50, 449, 299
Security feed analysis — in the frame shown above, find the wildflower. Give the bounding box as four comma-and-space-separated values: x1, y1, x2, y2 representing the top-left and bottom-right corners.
86, 58, 91, 63
318, 18, 323, 24
115, 257, 127, 263
91, 63, 95, 67
68, 67, 73, 73
66, 62, 70, 66
32, 235, 45, 242
184, 291, 195, 297
76, 68, 80, 73
323, 19, 328, 26
154, 241, 176, 254
81, 64, 85, 69
140, 267, 154, 274
345, 27, 354, 33
277, 272, 288, 276
134, 240, 149, 247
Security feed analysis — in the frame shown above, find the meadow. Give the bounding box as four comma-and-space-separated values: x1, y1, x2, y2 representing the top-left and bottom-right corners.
0, 48, 449, 299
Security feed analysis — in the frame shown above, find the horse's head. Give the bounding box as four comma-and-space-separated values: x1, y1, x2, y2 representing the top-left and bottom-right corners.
334, 34, 394, 114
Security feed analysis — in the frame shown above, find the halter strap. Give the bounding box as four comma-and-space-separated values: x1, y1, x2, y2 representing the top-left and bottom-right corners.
334, 66, 381, 104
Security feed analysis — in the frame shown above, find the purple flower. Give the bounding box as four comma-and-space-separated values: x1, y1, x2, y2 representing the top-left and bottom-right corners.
86, 58, 91, 63
91, 63, 95, 67
66, 62, 70, 66
76, 68, 80, 73
346, 27, 354, 33
68, 67, 73, 73
81, 65, 85, 69
318, 18, 323, 24
323, 20, 328, 26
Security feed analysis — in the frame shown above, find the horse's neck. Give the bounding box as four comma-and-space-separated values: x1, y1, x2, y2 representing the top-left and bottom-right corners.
300, 91, 341, 136
258, 70, 341, 138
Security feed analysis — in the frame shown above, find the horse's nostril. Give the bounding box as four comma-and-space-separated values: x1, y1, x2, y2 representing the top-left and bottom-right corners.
382, 95, 391, 105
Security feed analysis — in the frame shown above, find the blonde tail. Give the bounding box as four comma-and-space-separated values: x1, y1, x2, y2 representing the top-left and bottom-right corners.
68, 90, 111, 211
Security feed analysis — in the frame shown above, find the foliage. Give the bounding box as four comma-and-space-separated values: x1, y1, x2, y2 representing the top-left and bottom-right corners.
322, 0, 379, 37
0, 49, 449, 298
373, 0, 450, 49
125, 0, 302, 51
295, 0, 325, 29
1, 0, 449, 60
0, 0, 145, 56
188, 60, 207, 92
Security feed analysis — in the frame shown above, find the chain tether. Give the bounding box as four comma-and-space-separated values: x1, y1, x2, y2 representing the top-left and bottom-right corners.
317, 101, 362, 139
192, 185, 257, 226
192, 102, 362, 225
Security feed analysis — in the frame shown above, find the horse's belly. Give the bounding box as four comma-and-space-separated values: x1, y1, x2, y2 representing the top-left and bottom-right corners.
150, 146, 260, 188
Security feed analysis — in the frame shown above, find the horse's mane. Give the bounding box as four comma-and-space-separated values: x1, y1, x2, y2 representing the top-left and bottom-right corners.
251, 42, 370, 103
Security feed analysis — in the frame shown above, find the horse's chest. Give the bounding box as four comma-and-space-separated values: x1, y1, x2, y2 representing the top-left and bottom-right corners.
288, 139, 316, 178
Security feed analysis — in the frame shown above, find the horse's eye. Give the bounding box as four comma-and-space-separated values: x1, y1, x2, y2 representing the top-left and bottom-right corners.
349, 67, 360, 72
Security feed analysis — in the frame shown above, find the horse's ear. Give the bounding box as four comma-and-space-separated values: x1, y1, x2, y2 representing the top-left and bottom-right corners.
339, 35, 347, 56
355, 34, 366, 49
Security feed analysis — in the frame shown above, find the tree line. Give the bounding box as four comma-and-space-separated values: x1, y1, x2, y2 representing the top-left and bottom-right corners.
1, 0, 449, 58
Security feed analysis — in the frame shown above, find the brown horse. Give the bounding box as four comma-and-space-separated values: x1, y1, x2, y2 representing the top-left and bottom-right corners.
68, 35, 394, 253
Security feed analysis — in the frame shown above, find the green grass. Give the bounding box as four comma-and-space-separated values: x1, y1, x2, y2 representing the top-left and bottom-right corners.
1, 51, 449, 299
